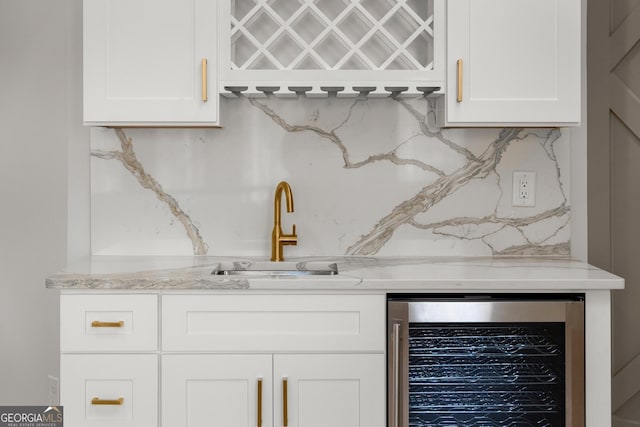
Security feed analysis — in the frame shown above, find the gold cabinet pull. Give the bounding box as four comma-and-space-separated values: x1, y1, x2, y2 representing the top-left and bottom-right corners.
91, 320, 124, 328
257, 378, 263, 427
91, 397, 124, 405
201, 58, 208, 102
283, 377, 288, 427
456, 59, 463, 102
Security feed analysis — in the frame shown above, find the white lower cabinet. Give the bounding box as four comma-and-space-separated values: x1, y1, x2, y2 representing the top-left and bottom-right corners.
60, 294, 159, 427
163, 353, 384, 427
162, 294, 386, 427
60, 354, 158, 427
60, 293, 386, 427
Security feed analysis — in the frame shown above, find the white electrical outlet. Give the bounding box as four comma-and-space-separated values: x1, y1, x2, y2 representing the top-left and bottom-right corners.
512, 171, 536, 207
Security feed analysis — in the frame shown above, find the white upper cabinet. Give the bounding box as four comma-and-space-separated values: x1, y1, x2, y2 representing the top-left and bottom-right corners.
83, 0, 220, 126
442, 0, 581, 126
218, 0, 445, 96
82, 0, 581, 125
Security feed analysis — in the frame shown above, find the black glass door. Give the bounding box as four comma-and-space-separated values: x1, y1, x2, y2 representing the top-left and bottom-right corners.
408, 323, 565, 426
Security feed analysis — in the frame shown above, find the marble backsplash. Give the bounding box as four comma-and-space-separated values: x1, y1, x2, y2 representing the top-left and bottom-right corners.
91, 96, 570, 257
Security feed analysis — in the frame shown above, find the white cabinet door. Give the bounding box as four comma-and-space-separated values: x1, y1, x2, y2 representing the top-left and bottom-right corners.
84, 0, 219, 126
61, 354, 158, 427
163, 354, 273, 427
163, 353, 385, 427
444, 0, 580, 126
273, 354, 385, 427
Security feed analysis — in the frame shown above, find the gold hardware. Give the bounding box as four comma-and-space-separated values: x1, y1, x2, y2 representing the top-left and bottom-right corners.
91, 397, 124, 405
201, 58, 208, 102
91, 320, 124, 328
271, 181, 297, 262
257, 378, 263, 427
282, 377, 288, 427
456, 59, 463, 102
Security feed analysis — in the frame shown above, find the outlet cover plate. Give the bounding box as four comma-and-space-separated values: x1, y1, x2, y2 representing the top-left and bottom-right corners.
512, 171, 536, 207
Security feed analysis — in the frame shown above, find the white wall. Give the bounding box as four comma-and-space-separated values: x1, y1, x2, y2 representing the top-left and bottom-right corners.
0, 0, 87, 404
66, 0, 91, 263
569, 0, 589, 261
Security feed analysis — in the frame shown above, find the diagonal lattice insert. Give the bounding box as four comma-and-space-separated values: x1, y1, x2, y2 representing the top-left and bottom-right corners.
230, 0, 436, 71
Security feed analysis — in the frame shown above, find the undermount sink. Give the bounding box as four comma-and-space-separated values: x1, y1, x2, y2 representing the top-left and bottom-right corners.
212, 261, 339, 276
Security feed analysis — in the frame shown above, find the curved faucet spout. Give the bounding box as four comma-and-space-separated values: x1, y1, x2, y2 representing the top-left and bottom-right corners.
271, 181, 297, 262
274, 181, 294, 221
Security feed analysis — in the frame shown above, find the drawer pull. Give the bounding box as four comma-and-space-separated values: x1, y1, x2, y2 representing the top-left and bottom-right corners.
91, 320, 124, 328
91, 397, 124, 405
457, 59, 463, 102
257, 377, 263, 427
283, 377, 288, 427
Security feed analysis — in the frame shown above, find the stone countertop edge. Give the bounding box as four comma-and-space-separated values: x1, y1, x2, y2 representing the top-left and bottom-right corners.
45, 256, 625, 291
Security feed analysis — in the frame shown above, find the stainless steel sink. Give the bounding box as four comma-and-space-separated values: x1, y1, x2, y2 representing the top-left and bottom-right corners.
212, 261, 338, 276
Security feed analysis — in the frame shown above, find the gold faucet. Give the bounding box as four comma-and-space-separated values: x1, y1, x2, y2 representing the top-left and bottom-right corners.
271, 181, 297, 262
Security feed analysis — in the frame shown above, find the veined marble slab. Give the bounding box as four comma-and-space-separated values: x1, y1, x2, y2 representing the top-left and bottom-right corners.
90, 97, 571, 257
46, 256, 623, 291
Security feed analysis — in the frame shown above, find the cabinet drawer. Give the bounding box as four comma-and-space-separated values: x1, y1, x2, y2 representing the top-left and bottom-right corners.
60, 354, 158, 427
162, 294, 385, 352
61, 294, 157, 352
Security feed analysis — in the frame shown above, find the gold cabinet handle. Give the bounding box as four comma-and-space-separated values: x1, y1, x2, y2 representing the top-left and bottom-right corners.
201, 58, 208, 102
91, 320, 124, 328
91, 397, 124, 405
257, 378, 263, 427
456, 59, 463, 102
283, 377, 288, 427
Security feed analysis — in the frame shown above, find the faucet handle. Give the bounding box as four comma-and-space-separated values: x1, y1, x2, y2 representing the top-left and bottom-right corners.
292, 224, 297, 236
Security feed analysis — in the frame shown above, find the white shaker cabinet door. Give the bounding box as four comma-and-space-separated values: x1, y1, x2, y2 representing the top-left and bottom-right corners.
444, 0, 580, 126
273, 354, 385, 427
162, 354, 273, 427
83, 0, 219, 126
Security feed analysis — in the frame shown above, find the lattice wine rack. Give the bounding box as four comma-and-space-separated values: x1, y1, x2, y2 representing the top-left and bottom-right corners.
219, 0, 445, 97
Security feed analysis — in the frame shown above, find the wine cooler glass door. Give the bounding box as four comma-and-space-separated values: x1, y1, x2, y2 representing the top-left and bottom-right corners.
387, 298, 584, 427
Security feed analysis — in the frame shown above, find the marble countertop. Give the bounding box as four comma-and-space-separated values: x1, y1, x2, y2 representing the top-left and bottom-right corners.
45, 256, 624, 292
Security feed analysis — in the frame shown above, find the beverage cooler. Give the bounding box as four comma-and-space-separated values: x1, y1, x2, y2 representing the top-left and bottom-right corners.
387, 295, 584, 427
